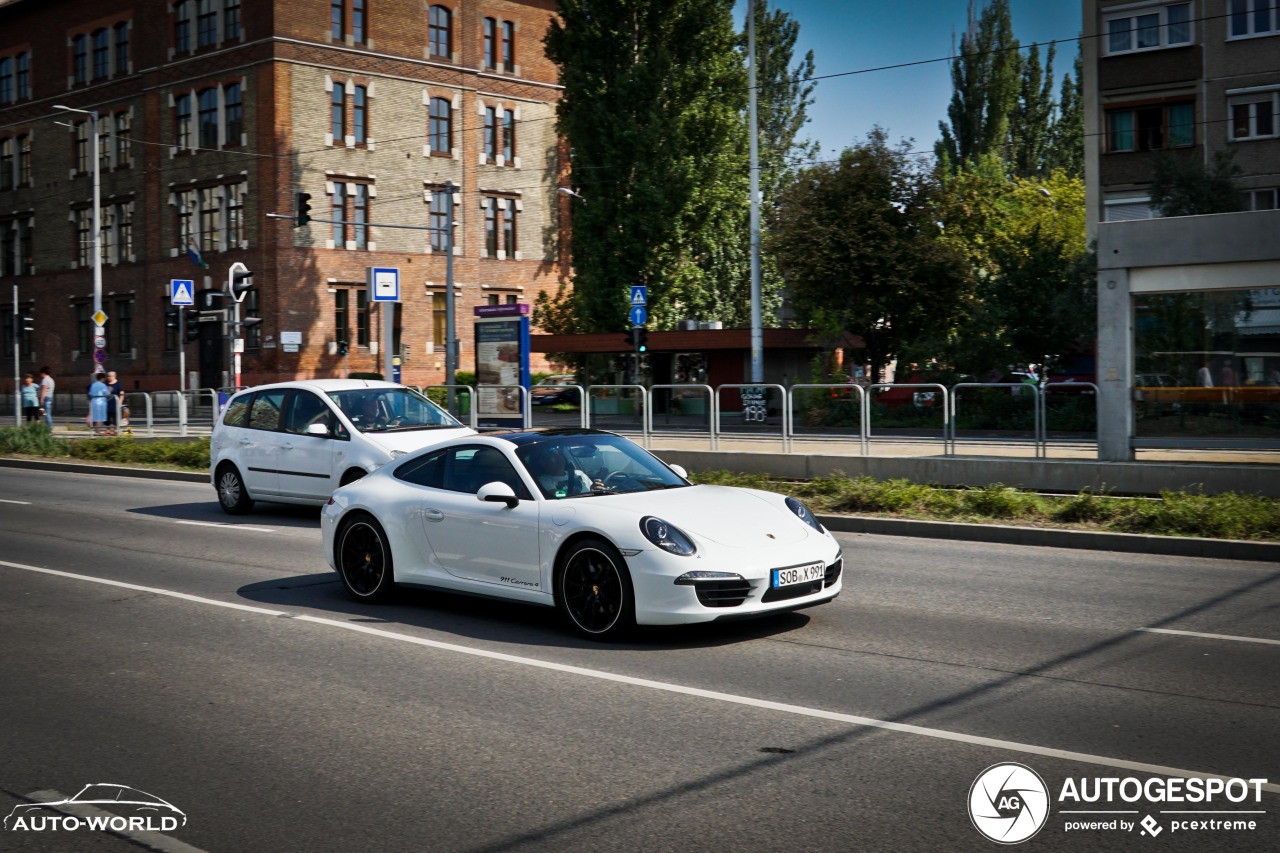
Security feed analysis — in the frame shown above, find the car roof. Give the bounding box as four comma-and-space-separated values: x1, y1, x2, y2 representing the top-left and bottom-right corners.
483, 427, 616, 448
232, 379, 405, 396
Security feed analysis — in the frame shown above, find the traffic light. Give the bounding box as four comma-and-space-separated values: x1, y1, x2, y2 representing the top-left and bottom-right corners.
631, 326, 649, 354
295, 192, 312, 228
184, 309, 202, 343
336, 340, 349, 356
227, 262, 252, 303
164, 307, 180, 330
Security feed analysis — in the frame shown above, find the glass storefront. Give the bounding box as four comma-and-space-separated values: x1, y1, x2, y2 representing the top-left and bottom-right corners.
1133, 287, 1280, 439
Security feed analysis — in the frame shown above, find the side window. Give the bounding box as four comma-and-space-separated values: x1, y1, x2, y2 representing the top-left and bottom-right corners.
248, 389, 285, 431
221, 395, 250, 426
394, 447, 447, 488
284, 391, 332, 435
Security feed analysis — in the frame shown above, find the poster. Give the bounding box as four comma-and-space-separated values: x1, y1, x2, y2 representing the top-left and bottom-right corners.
474, 306, 530, 427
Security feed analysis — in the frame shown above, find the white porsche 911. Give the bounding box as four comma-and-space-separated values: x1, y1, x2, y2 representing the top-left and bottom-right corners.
321, 429, 843, 640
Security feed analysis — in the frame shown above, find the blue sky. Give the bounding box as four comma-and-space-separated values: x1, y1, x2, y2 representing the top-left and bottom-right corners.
735, 0, 1085, 161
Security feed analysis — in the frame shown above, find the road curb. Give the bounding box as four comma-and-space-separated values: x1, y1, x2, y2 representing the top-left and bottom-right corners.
818, 514, 1280, 564
3, 456, 1275, 563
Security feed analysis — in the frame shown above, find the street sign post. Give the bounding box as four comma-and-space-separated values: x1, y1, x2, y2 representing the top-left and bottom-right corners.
170, 279, 195, 306
630, 286, 647, 306
369, 267, 400, 382
629, 306, 648, 327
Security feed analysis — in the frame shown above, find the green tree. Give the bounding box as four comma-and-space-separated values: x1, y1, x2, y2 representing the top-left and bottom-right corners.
1010, 41, 1055, 178
936, 0, 1021, 171
1150, 149, 1244, 216
542, 0, 747, 334
769, 130, 970, 382
1045, 46, 1084, 177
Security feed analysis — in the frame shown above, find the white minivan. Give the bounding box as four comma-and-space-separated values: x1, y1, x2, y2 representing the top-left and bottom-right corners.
210, 379, 475, 513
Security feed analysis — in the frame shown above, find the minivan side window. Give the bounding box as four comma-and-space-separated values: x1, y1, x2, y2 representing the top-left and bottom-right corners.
248, 390, 286, 431
284, 391, 332, 435
221, 396, 250, 427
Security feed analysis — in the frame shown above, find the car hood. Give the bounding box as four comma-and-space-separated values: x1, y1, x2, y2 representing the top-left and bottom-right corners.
362, 426, 476, 455
593, 484, 811, 547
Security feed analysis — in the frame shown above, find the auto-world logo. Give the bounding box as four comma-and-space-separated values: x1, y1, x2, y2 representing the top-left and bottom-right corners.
969, 763, 1051, 844
4, 784, 186, 833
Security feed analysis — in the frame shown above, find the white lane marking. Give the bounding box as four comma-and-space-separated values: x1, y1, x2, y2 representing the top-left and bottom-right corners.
0, 498, 32, 505
1138, 627, 1280, 647
173, 519, 277, 534
20, 789, 208, 853
3, 558, 1277, 796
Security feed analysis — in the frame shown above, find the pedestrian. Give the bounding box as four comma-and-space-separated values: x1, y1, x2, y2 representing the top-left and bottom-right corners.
1196, 364, 1213, 388
21, 374, 40, 422
1220, 362, 1237, 387
88, 372, 111, 435
38, 366, 55, 429
105, 370, 125, 435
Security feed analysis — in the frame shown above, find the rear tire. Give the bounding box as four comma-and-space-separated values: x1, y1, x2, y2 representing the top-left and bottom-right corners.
216, 464, 254, 515
336, 514, 394, 602
555, 538, 635, 641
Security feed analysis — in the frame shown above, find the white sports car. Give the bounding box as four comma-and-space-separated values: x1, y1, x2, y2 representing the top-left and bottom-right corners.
321, 429, 843, 640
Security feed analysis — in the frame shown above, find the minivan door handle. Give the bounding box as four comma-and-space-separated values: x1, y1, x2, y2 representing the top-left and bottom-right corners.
424, 508, 444, 522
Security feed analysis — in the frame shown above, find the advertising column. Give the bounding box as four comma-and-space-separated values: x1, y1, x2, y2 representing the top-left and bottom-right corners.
474, 304, 530, 429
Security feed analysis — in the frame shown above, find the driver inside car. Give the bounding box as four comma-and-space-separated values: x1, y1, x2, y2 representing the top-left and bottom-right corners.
353, 396, 389, 429
528, 444, 592, 498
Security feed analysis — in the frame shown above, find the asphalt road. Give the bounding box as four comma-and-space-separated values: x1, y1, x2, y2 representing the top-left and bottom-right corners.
0, 468, 1276, 852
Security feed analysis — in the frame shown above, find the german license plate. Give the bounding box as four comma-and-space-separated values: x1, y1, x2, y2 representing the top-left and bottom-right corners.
771, 562, 824, 588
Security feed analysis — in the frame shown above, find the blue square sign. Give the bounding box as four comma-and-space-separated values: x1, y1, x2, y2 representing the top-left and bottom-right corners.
369, 267, 400, 302
170, 279, 195, 306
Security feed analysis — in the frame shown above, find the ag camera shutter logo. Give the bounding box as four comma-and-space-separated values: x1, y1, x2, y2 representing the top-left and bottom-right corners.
969, 762, 1050, 844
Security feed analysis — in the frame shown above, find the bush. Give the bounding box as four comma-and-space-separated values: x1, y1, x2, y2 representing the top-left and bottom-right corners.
0, 424, 69, 457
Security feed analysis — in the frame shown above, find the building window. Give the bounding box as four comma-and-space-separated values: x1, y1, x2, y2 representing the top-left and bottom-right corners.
353, 0, 366, 44
75, 208, 92, 265
335, 288, 349, 343
75, 120, 89, 173
176, 94, 192, 148
0, 58, 11, 104
115, 201, 134, 262
227, 182, 245, 246
331, 0, 344, 40
175, 1, 192, 53
353, 85, 367, 144
432, 292, 446, 346
225, 83, 242, 144
331, 182, 345, 245
352, 183, 368, 249
1106, 102, 1194, 152
503, 109, 515, 161
115, 22, 130, 73
177, 191, 195, 250
16, 53, 29, 99
502, 21, 515, 72
484, 106, 497, 157
0, 138, 11, 191
429, 97, 452, 154
486, 294, 498, 306
99, 120, 110, 173
198, 88, 218, 149
430, 188, 453, 251
356, 288, 370, 346
115, 299, 133, 353
76, 304, 91, 353
1230, 92, 1278, 140
197, 0, 218, 48
1105, 3, 1190, 54
1230, 0, 1280, 37
92, 29, 109, 79
331, 83, 345, 140
331, 181, 371, 250
1248, 188, 1279, 210
114, 113, 132, 168
224, 0, 241, 40
73, 35, 87, 84
483, 17, 496, 69
18, 134, 31, 185
200, 188, 220, 251
484, 197, 497, 256
429, 6, 451, 58
503, 198, 517, 255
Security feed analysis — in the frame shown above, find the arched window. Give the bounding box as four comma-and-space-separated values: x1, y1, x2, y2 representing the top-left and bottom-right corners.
429, 96, 451, 154
429, 6, 451, 59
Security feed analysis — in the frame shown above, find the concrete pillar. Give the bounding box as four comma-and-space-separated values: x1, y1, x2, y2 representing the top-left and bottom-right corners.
1097, 267, 1133, 461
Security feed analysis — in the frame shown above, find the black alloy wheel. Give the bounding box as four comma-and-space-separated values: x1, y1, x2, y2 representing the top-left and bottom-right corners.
337, 515, 394, 602
557, 539, 634, 641
216, 464, 254, 514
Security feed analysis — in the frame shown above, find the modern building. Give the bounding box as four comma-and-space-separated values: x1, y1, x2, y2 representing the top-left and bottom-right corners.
0, 0, 569, 394
1083, 0, 1280, 459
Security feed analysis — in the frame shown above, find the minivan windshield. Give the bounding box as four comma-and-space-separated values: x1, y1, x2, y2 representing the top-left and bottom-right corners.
328, 387, 463, 433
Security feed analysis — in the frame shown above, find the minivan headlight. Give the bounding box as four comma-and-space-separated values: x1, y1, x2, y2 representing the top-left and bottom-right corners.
785, 497, 824, 533
640, 516, 697, 556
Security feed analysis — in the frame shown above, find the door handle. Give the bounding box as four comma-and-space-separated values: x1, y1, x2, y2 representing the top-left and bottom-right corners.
424, 509, 444, 522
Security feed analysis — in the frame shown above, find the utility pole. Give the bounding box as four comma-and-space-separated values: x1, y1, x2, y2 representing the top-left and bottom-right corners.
54, 105, 104, 372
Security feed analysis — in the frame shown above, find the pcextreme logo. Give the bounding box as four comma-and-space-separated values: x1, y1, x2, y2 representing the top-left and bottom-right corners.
4, 783, 187, 833
969, 764, 1270, 844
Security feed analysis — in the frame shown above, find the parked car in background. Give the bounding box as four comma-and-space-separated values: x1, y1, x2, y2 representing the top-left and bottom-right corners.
530, 374, 582, 407
211, 379, 474, 514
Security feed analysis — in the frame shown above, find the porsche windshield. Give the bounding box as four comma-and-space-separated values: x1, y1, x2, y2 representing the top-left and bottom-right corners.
515, 434, 689, 498
328, 388, 462, 433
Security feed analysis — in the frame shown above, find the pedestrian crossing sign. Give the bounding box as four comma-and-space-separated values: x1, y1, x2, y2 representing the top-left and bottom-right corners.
171, 279, 195, 306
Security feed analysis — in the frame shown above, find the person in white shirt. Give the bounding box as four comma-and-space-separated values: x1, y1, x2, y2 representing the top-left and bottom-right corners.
38, 366, 55, 429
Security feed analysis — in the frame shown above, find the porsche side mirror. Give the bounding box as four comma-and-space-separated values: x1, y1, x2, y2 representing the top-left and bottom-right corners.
477, 481, 519, 508
668, 463, 688, 480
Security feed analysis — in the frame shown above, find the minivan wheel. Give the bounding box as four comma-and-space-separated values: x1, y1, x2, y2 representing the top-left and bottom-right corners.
216, 464, 254, 514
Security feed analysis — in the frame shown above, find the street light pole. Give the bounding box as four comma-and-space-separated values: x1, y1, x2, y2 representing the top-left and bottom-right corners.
54, 104, 104, 368
747, 1, 763, 384
445, 180, 457, 401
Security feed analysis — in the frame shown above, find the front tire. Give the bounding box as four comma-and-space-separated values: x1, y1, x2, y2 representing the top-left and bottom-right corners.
216, 464, 254, 514
555, 538, 635, 641
336, 514, 394, 602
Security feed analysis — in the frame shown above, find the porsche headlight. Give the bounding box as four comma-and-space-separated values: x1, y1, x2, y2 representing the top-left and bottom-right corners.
785, 497, 825, 533
640, 516, 697, 556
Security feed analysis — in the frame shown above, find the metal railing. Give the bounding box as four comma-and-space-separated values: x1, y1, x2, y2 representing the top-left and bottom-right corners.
646, 384, 713, 440
866, 383, 952, 455
585, 385, 648, 445
786, 384, 867, 454
712, 384, 786, 451
950, 383, 1042, 458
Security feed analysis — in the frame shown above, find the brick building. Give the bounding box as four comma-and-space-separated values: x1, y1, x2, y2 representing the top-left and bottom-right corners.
0, 0, 569, 394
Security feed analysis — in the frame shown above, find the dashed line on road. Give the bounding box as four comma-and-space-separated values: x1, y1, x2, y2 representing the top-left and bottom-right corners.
173, 519, 278, 533
2, 558, 1277, 796
0, 498, 32, 505
1138, 627, 1280, 647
